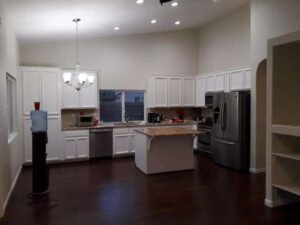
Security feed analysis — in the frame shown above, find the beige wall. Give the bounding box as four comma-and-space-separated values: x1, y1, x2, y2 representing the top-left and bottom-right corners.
198, 4, 250, 74
251, 0, 300, 170
0, 2, 22, 218
20, 29, 199, 90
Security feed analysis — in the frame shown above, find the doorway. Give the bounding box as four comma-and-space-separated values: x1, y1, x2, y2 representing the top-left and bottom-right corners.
256, 59, 267, 169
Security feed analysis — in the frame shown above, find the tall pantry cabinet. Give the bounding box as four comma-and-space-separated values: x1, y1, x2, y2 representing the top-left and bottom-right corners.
21, 67, 62, 164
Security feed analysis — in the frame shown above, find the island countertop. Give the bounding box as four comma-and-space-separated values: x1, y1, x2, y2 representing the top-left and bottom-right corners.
134, 127, 203, 137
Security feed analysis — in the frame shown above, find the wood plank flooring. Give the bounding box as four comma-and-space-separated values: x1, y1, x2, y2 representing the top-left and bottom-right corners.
1, 154, 300, 225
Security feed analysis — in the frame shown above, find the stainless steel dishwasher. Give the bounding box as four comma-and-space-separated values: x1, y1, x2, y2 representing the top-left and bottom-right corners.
89, 128, 113, 158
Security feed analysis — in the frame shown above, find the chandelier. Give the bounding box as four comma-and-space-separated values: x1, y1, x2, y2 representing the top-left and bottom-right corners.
62, 18, 95, 91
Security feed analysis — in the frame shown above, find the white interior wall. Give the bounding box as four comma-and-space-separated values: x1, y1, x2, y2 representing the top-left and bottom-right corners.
0, 2, 23, 218
198, 4, 250, 74
251, 0, 300, 170
20, 29, 199, 90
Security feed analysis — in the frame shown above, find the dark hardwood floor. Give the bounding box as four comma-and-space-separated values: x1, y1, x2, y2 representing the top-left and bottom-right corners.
1, 154, 300, 225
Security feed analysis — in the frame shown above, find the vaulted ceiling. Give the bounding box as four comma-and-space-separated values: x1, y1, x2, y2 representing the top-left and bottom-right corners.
7, 0, 249, 42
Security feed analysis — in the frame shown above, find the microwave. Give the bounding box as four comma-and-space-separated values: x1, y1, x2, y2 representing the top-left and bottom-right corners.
205, 93, 214, 107
78, 114, 94, 127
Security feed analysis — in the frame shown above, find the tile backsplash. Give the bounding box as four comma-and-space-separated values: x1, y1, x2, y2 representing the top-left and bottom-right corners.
61, 109, 98, 128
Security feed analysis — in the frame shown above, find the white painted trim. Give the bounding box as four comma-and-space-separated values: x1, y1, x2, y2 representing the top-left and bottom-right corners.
249, 167, 266, 173
2, 166, 22, 214
264, 198, 300, 208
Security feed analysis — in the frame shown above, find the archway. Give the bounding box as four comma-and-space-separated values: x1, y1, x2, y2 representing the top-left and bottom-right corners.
255, 59, 267, 170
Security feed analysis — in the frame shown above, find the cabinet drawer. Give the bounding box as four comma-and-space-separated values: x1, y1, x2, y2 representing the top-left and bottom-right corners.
63, 130, 89, 138
113, 128, 130, 135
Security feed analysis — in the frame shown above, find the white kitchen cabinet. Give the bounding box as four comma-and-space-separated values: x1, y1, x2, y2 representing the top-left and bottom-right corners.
76, 137, 89, 159
23, 116, 62, 163
21, 67, 62, 164
168, 77, 182, 107
229, 69, 244, 91
62, 70, 98, 109
182, 77, 195, 107
64, 138, 77, 160
244, 69, 251, 89
148, 76, 168, 108
229, 68, 251, 91
63, 131, 89, 160
113, 128, 136, 156
113, 134, 131, 156
206, 76, 215, 92
22, 70, 40, 115
195, 77, 206, 107
215, 73, 225, 92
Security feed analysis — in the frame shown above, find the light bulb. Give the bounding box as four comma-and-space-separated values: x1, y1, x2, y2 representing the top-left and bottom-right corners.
63, 72, 72, 83
87, 75, 95, 84
78, 73, 88, 84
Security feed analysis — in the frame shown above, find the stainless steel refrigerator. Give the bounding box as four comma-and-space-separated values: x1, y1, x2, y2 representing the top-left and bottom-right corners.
212, 91, 250, 170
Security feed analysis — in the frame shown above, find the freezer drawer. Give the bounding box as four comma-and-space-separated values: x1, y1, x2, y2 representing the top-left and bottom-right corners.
212, 138, 241, 170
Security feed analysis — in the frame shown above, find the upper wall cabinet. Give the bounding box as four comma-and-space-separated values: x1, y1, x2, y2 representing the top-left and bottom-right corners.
206, 76, 216, 92
148, 76, 195, 108
182, 77, 195, 107
168, 77, 182, 107
229, 68, 251, 91
148, 76, 168, 108
21, 67, 61, 116
195, 77, 206, 107
62, 70, 98, 109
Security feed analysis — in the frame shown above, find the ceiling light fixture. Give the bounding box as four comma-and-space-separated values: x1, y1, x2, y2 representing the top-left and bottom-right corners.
114, 26, 120, 31
151, 19, 157, 24
171, 2, 179, 7
175, 20, 181, 25
136, 0, 144, 4
62, 18, 95, 91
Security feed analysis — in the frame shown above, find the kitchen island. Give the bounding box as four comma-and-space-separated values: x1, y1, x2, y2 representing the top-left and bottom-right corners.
134, 127, 202, 174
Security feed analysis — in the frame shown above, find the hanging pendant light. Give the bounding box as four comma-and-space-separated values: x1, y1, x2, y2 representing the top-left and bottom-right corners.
62, 18, 95, 91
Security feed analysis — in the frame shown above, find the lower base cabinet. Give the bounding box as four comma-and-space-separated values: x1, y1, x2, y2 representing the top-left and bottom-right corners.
113, 129, 135, 157
63, 131, 89, 161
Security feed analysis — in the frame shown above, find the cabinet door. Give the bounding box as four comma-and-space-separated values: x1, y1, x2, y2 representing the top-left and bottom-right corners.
215, 74, 225, 92
23, 118, 32, 163
41, 70, 60, 114
22, 70, 40, 115
47, 117, 61, 162
79, 72, 98, 108
229, 70, 244, 91
206, 76, 215, 92
182, 77, 195, 106
168, 77, 182, 107
113, 135, 130, 156
129, 135, 136, 153
244, 69, 251, 89
195, 77, 206, 107
64, 138, 77, 160
76, 137, 89, 159
154, 76, 168, 107
62, 82, 80, 108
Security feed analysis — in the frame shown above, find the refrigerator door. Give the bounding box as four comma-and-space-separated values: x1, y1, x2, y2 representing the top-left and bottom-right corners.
213, 138, 241, 170
212, 92, 224, 139
223, 92, 240, 141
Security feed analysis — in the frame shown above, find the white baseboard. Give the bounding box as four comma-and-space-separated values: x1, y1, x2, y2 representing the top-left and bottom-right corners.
249, 167, 266, 173
264, 198, 300, 207
2, 166, 22, 214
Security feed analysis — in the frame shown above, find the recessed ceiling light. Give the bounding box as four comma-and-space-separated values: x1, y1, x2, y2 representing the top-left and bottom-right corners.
114, 26, 120, 31
151, 19, 157, 24
212, 0, 219, 2
171, 2, 179, 7
174, 21, 181, 25
136, 0, 144, 4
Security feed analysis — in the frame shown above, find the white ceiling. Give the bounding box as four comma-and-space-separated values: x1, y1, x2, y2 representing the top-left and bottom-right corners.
7, 0, 249, 43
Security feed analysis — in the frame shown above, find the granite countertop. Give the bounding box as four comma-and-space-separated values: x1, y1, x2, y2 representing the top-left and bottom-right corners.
134, 127, 203, 137
62, 121, 198, 131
